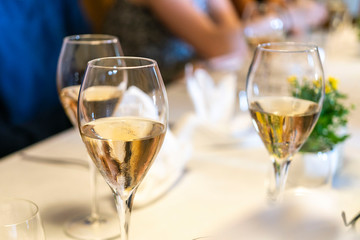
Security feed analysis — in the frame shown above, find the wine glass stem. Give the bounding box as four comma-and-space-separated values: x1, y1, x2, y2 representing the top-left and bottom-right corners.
89, 160, 100, 221
114, 192, 135, 240
268, 158, 291, 203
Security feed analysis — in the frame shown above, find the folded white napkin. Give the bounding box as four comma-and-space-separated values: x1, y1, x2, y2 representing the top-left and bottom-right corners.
186, 64, 237, 125
115, 86, 159, 119
185, 61, 253, 140
116, 86, 193, 207
135, 128, 192, 207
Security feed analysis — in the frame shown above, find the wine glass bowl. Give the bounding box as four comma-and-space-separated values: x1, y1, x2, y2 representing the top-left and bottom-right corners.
57, 34, 123, 126
56, 34, 123, 239
78, 57, 168, 240
246, 42, 324, 203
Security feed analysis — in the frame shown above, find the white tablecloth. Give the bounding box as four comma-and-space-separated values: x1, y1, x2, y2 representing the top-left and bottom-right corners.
2, 31, 360, 239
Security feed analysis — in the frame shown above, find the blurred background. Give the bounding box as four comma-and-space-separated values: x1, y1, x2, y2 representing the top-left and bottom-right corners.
0, 0, 359, 157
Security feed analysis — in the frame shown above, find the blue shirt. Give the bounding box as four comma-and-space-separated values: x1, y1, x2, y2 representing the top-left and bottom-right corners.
0, 0, 89, 156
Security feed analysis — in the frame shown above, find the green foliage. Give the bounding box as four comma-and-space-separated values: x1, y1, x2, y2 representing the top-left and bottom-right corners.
290, 77, 353, 152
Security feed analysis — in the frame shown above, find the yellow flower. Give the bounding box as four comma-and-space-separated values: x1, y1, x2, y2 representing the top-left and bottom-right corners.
312, 79, 321, 88
325, 83, 331, 94
287, 75, 297, 85
328, 76, 338, 90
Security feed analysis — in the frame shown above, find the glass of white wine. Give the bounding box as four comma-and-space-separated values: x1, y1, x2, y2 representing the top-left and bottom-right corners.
57, 34, 123, 239
78, 56, 168, 240
246, 42, 324, 203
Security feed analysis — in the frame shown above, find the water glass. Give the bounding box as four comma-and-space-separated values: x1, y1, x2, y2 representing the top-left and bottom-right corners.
0, 198, 45, 240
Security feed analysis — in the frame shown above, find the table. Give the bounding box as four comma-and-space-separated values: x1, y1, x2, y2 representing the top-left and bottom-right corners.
2, 33, 360, 239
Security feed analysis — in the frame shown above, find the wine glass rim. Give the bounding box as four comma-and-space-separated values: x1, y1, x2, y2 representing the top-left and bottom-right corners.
0, 198, 40, 227
88, 56, 158, 70
64, 34, 119, 45
257, 42, 319, 53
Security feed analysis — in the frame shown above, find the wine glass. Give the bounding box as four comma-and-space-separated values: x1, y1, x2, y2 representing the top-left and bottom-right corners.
242, 1, 288, 49
246, 42, 324, 203
57, 34, 123, 239
78, 56, 168, 240
0, 198, 45, 240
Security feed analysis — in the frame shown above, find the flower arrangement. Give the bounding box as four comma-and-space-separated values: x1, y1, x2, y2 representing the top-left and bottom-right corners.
288, 76, 353, 153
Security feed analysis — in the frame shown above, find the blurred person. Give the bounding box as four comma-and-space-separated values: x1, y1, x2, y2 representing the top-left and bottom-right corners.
0, 0, 90, 157
81, 0, 116, 32
283, 0, 328, 35
232, 0, 328, 35
102, 0, 249, 84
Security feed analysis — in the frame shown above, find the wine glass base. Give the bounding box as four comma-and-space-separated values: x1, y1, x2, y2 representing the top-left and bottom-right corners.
64, 213, 120, 240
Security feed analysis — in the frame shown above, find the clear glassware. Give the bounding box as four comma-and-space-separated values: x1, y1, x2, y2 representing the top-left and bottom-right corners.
246, 42, 324, 203
286, 149, 333, 191
57, 34, 123, 239
242, 1, 288, 49
0, 198, 45, 240
78, 56, 168, 240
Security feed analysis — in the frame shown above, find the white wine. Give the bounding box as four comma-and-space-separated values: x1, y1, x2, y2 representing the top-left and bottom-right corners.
60, 85, 124, 126
81, 117, 166, 197
59, 85, 81, 126
249, 97, 319, 161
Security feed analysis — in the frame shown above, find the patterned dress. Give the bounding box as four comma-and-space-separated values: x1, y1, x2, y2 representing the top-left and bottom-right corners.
102, 0, 207, 84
